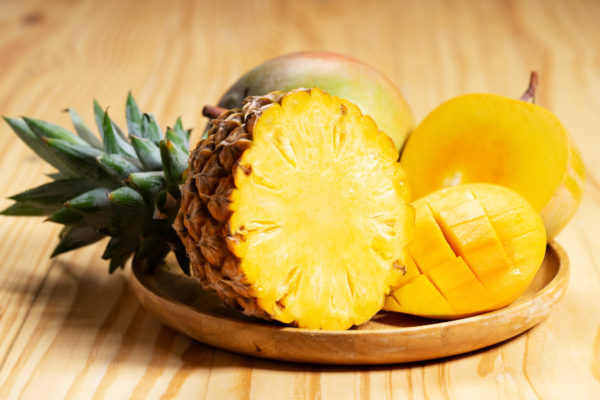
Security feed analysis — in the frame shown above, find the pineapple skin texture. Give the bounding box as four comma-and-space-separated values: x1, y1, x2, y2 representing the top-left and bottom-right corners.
217, 52, 415, 151
400, 93, 585, 239
385, 183, 546, 319
178, 88, 414, 330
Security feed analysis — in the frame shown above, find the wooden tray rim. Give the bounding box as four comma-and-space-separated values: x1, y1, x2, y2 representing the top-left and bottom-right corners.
132, 241, 569, 336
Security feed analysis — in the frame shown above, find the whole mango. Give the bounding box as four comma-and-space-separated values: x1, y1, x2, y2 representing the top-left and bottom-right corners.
217, 52, 415, 150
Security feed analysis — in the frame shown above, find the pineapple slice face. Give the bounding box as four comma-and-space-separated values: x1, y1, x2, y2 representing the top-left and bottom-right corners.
227, 88, 414, 330
385, 183, 546, 319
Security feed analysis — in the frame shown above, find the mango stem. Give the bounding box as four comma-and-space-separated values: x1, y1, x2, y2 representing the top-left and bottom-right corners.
520, 71, 539, 103
202, 105, 228, 119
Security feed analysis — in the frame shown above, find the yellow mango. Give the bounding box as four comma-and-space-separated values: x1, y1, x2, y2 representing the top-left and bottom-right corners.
387, 274, 454, 317
427, 257, 495, 314
408, 216, 455, 272
400, 92, 585, 239
385, 183, 546, 318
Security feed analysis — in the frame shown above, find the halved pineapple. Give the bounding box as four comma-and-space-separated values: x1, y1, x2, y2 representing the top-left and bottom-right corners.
175, 88, 414, 330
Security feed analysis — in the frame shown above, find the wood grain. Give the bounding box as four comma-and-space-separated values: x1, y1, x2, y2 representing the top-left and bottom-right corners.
0, 0, 599, 398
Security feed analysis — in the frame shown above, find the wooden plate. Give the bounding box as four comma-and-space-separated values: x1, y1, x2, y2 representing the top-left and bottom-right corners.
131, 242, 569, 365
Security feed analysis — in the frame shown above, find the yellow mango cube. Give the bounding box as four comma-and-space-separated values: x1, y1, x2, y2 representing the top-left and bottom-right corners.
438, 199, 487, 227
479, 192, 528, 218
413, 199, 433, 221
441, 216, 499, 255
503, 231, 547, 264
391, 275, 454, 316
408, 215, 455, 272
427, 257, 496, 314
491, 207, 540, 239
462, 241, 513, 281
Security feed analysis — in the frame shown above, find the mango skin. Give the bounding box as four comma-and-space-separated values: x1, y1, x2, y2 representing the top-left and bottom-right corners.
217, 52, 415, 150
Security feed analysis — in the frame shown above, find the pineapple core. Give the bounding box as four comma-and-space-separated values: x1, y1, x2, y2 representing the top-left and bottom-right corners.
385, 183, 546, 319
227, 88, 413, 330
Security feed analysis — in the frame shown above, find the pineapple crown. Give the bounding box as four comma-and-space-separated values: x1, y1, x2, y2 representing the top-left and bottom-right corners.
1, 93, 192, 274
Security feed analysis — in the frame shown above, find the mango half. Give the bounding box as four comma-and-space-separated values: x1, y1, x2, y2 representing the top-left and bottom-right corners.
385, 183, 546, 319
400, 93, 585, 239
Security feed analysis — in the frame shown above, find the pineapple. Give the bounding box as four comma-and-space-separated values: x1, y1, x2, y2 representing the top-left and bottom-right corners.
175, 88, 414, 329
2, 94, 192, 273
2, 88, 414, 330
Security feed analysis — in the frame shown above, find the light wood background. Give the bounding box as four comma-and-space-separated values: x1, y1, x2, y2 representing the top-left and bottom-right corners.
0, 0, 599, 398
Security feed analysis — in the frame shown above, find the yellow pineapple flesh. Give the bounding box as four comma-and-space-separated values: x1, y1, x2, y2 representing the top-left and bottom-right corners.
176, 88, 414, 330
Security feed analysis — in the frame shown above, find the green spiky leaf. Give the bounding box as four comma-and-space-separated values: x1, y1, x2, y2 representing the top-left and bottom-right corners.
146, 247, 171, 271
94, 100, 128, 141
126, 92, 143, 138
46, 207, 113, 227
130, 136, 162, 171
65, 108, 103, 150
43, 138, 116, 187
65, 187, 113, 215
136, 236, 169, 260
113, 122, 127, 141
46, 207, 85, 224
103, 233, 141, 260
3, 117, 78, 177
140, 209, 172, 238
4, 92, 192, 274
9, 179, 96, 212
171, 117, 190, 151
165, 127, 188, 153
97, 154, 143, 182
102, 110, 137, 157
141, 113, 163, 145
47, 172, 72, 180
93, 100, 105, 139
99, 208, 144, 237
23, 117, 91, 147
103, 229, 141, 273
126, 171, 167, 201
52, 226, 106, 257
108, 186, 147, 210
109, 250, 135, 273
160, 139, 188, 185
1, 202, 53, 216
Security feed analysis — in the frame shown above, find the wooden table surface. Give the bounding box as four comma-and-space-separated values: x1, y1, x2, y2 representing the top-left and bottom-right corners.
0, 0, 599, 398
